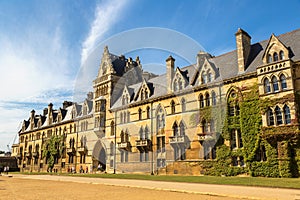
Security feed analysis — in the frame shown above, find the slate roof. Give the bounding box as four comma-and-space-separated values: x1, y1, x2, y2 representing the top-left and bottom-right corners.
111, 28, 300, 109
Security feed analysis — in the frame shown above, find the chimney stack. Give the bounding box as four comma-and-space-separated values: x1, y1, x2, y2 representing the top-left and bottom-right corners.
166, 55, 175, 93
235, 28, 251, 73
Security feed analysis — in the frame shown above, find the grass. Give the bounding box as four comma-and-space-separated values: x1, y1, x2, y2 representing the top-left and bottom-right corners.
14, 172, 300, 189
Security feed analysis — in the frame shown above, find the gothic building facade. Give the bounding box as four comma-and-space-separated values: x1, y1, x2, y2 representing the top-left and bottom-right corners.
15, 28, 300, 177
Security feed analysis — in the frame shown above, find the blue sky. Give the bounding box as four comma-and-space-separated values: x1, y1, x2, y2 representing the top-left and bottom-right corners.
0, 0, 299, 151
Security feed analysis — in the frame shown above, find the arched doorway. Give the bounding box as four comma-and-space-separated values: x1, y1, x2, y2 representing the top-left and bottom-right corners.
92, 140, 107, 171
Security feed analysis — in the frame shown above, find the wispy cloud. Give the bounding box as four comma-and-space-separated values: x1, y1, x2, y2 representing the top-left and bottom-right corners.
81, 0, 130, 65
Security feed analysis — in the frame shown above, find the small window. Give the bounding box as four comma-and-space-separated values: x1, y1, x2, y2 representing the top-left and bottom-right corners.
207, 72, 212, 83
273, 52, 279, 62
280, 74, 287, 90
172, 122, 178, 137
202, 73, 207, 84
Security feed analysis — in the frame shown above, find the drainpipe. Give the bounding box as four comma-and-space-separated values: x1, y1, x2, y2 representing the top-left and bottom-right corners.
151, 102, 154, 175
114, 111, 117, 174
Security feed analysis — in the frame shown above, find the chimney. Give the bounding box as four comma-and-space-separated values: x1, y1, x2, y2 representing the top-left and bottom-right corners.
197, 51, 212, 67
87, 92, 93, 100
166, 55, 175, 93
235, 28, 251, 73
30, 109, 35, 119
63, 101, 73, 109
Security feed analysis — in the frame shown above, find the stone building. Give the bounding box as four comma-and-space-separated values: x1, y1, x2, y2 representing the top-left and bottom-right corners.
15, 28, 300, 177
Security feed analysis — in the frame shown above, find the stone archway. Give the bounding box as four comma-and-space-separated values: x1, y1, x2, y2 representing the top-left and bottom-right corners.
92, 140, 107, 171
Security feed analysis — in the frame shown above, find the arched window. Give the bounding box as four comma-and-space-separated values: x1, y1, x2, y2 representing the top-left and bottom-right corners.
273, 52, 279, 62
264, 78, 271, 93
272, 76, 279, 92
275, 106, 283, 125
139, 127, 145, 140
125, 131, 129, 142
120, 112, 123, 124
171, 100, 176, 114
122, 132, 128, 145
268, 54, 272, 63
202, 119, 209, 134
207, 72, 212, 83
279, 51, 285, 60
172, 122, 178, 137
202, 72, 207, 84
179, 121, 185, 136
199, 94, 204, 108
138, 108, 142, 120
205, 93, 210, 107
146, 106, 150, 119
144, 88, 148, 99
110, 121, 115, 136
110, 142, 114, 156
283, 105, 291, 124
280, 74, 287, 90
211, 91, 217, 106
267, 108, 274, 126
181, 98, 186, 112
144, 126, 149, 139
178, 78, 183, 90
173, 81, 178, 91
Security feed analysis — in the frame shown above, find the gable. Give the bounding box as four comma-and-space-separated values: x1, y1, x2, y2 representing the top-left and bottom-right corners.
262, 34, 289, 64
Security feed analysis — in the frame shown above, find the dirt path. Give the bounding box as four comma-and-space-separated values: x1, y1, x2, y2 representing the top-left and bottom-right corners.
2, 174, 300, 200
0, 175, 240, 200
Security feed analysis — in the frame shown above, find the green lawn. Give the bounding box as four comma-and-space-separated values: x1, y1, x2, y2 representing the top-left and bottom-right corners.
15, 172, 300, 189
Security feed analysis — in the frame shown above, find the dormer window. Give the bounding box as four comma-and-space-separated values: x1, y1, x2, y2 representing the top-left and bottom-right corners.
173, 73, 186, 92
267, 54, 272, 63
273, 52, 279, 62
122, 94, 129, 105
279, 51, 285, 60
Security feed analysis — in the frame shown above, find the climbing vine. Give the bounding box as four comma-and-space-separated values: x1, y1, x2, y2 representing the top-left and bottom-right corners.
42, 135, 65, 172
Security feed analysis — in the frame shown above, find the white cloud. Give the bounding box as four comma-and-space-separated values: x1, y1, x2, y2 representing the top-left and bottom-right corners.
81, 0, 130, 65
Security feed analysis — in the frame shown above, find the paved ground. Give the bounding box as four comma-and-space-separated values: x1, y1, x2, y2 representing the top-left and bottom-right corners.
2, 174, 300, 200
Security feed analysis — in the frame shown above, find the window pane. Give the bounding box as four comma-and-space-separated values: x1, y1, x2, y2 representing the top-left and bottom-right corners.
280, 75, 287, 90
275, 106, 283, 125
284, 105, 291, 124
272, 77, 279, 92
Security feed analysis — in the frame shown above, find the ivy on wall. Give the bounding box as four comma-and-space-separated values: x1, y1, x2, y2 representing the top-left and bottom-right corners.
42, 135, 65, 171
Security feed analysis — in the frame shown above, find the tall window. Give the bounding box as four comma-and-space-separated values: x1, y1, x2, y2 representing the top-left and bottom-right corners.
172, 122, 178, 137
138, 108, 142, 120
275, 106, 283, 125
171, 100, 176, 114
199, 94, 204, 108
280, 74, 287, 90
110, 121, 115, 136
139, 127, 145, 140
264, 78, 271, 93
181, 98, 186, 112
202, 120, 209, 134
283, 105, 291, 124
267, 108, 275, 126
205, 93, 210, 107
272, 76, 279, 92
231, 129, 243, 149
146, 106, 150, 119
179, 121, 185, 136
207, 72, 212, 83
211, 91, 217, 106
